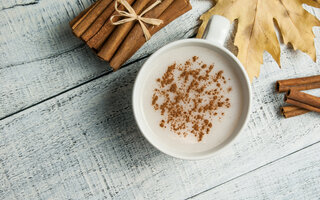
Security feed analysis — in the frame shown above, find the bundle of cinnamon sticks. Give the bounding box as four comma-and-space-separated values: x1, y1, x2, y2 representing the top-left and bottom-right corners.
276, 75, 320, 118
70, 0, 192, 70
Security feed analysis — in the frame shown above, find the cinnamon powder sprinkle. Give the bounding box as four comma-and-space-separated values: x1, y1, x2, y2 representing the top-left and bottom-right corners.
151, 56, 232, 142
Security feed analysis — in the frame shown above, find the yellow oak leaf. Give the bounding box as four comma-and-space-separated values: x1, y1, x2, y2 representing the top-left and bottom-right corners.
197, 0, 320, 81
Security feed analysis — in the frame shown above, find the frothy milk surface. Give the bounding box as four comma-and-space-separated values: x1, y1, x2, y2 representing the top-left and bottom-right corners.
140, 44, 244, 154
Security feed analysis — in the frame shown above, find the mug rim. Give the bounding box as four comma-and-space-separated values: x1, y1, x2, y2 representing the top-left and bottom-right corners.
132, 38, 252, 160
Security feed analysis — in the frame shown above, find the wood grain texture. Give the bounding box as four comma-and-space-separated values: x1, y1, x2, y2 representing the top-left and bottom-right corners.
0, 46, 108, 119
0, 0, 207, 67
0, 0, 212, 119
0, 0, 95, 67
1, 1, 320, 199
1, 55, 320, 199
190, 141, 320, 200
0, 0, 39, 11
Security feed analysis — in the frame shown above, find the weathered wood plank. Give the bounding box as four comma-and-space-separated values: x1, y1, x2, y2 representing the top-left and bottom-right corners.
0, 0, 95, 67
0, 0, 39, 11
0, 45, 107, 119
0, 0, 210, 67
190, 141, 320, 200
1, 52, 320, 199
1, 2, 320, 199
0, 0, 212, 119
0, 46, 110, 118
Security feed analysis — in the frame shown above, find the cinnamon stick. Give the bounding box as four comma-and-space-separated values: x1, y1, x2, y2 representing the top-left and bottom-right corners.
98, 0, 154, 61
110, 0, 192, 70
73, 0, 113, 37
97, 0, 174, 60
280, 105, 309, 118
284, 89, 320, 113
81, 0, 118, 42
276, 75, 320, 92
86, 0, 136, 50
70, 1, 99, 27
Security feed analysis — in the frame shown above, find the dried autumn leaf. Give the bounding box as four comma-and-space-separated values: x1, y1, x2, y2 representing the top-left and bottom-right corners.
197, 0, 320, 81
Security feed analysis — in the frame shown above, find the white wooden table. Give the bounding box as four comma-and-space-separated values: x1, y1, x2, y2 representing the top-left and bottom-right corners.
1, 0, 320, 199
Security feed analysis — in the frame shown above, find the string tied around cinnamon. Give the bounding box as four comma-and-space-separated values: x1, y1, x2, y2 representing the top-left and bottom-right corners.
110, 0, 163, 41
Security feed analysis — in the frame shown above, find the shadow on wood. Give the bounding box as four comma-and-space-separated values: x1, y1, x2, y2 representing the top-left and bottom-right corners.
89, 59, 165, 168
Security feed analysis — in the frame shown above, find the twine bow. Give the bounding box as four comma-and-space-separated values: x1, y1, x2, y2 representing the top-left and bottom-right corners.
110, 0, 163, 41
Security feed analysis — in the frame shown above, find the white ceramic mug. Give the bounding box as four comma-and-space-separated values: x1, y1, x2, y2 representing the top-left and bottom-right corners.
133, 16, 251, 160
